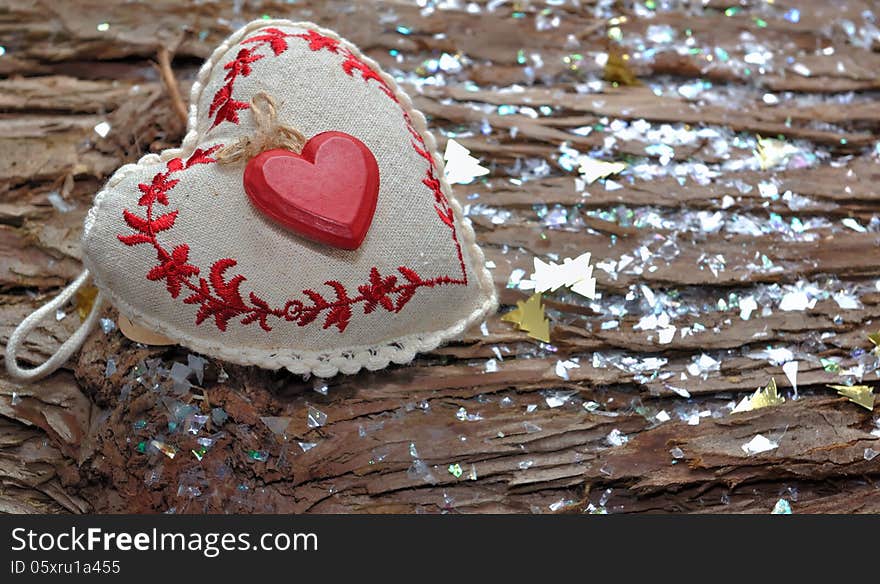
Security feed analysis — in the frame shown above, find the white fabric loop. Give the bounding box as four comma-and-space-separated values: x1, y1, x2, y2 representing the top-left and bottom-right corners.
5, 270, 104, 382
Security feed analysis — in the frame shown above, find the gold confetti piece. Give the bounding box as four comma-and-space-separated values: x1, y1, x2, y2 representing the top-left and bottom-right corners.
733, 377, 785, 413
754, 136, 798, 170
501, 293, 550, 343
531, 253, 596, 299
603, 48, 641, 86
118, 314, 176, 346
74, 284, 99, 320
578, 157, 626, 184
868, 331, 880, 355
828, 384, 875, 411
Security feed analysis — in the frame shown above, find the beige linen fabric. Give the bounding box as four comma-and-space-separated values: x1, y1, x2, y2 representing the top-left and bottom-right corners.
82, 20, 496, 377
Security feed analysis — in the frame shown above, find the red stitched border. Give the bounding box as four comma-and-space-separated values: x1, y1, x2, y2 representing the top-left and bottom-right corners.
117, 27, 468, 334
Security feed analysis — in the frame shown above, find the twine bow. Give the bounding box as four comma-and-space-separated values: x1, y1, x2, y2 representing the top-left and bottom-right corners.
216, 92, 307, 165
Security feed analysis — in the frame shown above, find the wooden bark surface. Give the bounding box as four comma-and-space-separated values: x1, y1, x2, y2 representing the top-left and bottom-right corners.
1, 0, 879, 514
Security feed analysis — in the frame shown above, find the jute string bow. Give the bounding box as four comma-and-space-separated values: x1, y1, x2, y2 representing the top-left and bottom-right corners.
216, 92, 307, 164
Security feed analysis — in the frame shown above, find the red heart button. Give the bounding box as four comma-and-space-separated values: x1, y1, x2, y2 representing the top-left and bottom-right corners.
243, 131, 380, 250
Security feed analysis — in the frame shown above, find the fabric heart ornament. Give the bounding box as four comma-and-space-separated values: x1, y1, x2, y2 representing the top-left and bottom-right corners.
5, 20, 497, 380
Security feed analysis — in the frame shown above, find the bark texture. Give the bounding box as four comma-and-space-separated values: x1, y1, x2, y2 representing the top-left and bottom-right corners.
1, 0, 879, 514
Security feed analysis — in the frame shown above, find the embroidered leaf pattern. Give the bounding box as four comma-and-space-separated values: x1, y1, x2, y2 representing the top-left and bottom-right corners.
150, 211, 179, 233
147, 244, 199, 298
187, 259, 250, 331
293, 29, 342, 53
323, 281, 353, 331
359, 268, 397, 314
186, 146, 222, 167
117, 233, 153, 246
122, 209, 152, 233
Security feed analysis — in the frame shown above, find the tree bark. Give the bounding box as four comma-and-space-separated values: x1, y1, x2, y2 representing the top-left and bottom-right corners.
1, 0, 879, 514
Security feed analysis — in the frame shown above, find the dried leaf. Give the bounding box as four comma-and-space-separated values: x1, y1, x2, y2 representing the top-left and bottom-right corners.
118, 314, 176, 346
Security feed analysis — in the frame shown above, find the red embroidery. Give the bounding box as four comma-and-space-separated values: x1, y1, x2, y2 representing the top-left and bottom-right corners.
209, 28, 293, 128
209, 51, 258, 126
119, 28, 469, 334
118, 153, 458, 333
243, 27, 298, 55
293, 31, 467, 279
293, 29, 341, 53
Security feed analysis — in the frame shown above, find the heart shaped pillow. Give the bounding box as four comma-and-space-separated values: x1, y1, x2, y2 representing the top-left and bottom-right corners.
8, 20, 496, 380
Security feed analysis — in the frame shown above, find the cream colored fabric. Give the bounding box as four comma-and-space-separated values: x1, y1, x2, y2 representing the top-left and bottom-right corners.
81, 20, 496, 377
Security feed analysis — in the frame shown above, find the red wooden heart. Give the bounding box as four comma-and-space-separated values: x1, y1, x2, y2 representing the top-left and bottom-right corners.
243, 131, 380, 250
